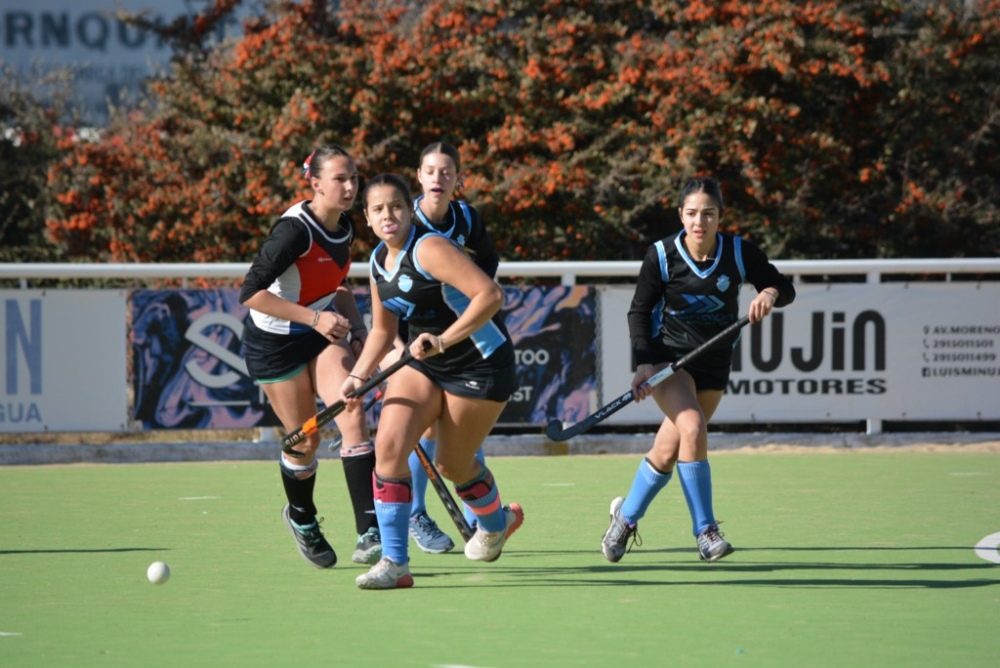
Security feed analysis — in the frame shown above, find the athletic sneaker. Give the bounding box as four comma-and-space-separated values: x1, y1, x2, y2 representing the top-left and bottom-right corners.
696, 523, 734, 562
409, 511, 456, 554
355, 557, 414, 590
601, 496, 641, 563
281, 504, 337, 569
464, 503, 524, 562
352, 526, 383, 565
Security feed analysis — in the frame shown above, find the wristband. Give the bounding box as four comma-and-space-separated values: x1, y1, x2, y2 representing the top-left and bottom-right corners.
438, 336, 446, 354
348, 374, 367, 382
310, 311, 320, 328
763, 289, 778, 303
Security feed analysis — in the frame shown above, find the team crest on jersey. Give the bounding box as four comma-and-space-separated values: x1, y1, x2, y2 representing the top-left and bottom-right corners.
716, 275, 731, 292
398, 275, 414, 292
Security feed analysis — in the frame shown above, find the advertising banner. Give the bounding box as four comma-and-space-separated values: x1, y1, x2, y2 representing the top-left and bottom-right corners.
130, 286, 599, 429
498, 285, 598, 425
597, 283, 1000, 425
0, 290, 128, 432
131, 289, 259, 429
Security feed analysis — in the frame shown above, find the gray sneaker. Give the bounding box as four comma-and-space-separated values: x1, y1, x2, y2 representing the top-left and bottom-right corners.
356, 557, 414, 590
464, 503, 524, 562
696, 523, 734, 562
409, 512, 456, 554
281, 504, 337, 568
352, 526, 382, 565
601, 496, 640, 563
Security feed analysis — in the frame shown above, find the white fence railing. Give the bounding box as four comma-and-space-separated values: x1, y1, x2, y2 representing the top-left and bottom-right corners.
2, 258, 1000, 287
2, 260, 999, 436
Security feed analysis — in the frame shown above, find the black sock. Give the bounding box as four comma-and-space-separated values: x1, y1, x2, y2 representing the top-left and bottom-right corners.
279, 458, 318, 525
342, 447, 377, 534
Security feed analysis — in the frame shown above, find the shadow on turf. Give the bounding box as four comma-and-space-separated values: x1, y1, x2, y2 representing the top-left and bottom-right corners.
0, 547, 168, 555
407, 547, 1000, 590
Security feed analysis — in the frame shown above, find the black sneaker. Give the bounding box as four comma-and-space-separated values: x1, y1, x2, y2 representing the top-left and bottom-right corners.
282, 504, 337, 568
352, 527, 382, 565
696, 523, 734, 562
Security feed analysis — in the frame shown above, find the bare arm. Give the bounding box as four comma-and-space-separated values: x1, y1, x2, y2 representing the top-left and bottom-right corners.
410, 235, 504, 360
243, 289, 349, 340
332, 283, 367, 356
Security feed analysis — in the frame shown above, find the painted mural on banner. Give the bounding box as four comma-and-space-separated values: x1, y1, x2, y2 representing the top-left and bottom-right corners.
498, 285, 598, 425
131, 289, 258, 429
131, 286, 598, 429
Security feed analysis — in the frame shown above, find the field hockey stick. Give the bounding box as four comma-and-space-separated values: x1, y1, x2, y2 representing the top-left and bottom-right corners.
327, 390, 383, 452
282, 347, 418, 456
412, 441, 476, 542
545, 315, 752, 441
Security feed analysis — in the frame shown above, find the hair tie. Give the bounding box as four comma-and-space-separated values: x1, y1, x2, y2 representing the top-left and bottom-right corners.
302, 151, 314, 179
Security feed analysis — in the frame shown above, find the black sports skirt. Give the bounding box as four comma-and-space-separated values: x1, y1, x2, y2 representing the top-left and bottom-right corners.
242, 319, 330, 382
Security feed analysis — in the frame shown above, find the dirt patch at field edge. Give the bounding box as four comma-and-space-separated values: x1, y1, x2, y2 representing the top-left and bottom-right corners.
489, 432, 1000, 457
720, 441, 1000, 454
1, 431, 998, 465
702, 432, 1000, 455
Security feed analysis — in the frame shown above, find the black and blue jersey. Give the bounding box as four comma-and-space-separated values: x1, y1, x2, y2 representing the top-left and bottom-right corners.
628, 231, 795, 368
371, 224, 514, 375
413, 196, 499, 279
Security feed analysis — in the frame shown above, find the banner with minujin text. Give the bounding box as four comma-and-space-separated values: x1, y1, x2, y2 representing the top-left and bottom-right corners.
597, 283, 1000, 425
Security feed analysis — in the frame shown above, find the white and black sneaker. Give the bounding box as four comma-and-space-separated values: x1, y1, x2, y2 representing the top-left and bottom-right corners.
696, 523, 734, 562
601, 496, 641, 563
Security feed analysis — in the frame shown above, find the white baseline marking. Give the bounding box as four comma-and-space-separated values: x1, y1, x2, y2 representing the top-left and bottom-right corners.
0, 632, 23, 637
973, 531, 1000, 565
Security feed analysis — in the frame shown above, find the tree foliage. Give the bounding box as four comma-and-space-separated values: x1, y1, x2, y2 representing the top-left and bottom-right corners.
40, 0, 1000, 263
0, 66, 77, 263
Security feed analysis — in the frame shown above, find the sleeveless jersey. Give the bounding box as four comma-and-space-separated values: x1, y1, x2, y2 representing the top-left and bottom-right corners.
371, 224, 512, 374
628, 230, 794, 367
413, 196, 499, 278
240, 201, 354, 336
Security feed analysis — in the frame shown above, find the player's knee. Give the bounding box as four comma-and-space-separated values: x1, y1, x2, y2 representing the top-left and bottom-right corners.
674, 417, 707, 445
435, 457, 476, 483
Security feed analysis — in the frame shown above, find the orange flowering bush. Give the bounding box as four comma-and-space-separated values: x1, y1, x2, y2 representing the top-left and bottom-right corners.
43, 0, 1000, 263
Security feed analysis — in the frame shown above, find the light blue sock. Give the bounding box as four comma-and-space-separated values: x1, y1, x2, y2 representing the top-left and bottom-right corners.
374, 499, 410, 565
620, 458, 672, 524
408, 438, 435, 516
456, 466, 505, 532
677, 460, 714, 536
462, 447, 486, 527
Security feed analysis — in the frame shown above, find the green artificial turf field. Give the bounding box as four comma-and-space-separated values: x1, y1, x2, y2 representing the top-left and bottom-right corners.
1, 451, 997, 667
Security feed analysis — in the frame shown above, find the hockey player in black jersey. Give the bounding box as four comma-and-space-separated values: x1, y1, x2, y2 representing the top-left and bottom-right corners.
343, 173, 522, 590
602, 177, 795, 564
